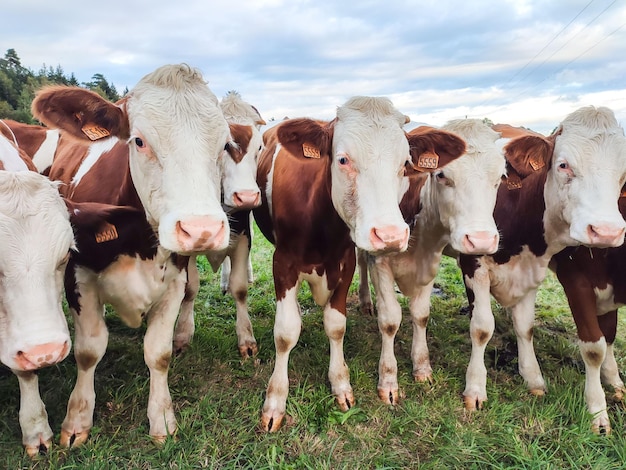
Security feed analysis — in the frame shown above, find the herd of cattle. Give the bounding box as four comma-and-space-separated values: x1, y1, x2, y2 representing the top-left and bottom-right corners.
1, 63, 626, 457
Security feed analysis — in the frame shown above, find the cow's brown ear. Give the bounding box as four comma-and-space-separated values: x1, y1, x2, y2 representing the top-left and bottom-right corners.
276, 118, 333, 161
31, 86, 129, 142
503, 134, 552, 179
406, 129, 466, 173
225, 123, 250, 163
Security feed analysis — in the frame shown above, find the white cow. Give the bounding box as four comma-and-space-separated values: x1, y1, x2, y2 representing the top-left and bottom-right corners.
359, 119, 505, 404
0, 134, 75, 456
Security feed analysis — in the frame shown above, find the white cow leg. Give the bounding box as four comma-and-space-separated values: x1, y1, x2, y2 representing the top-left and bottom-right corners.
61, 303, 109, 448
370, 260, 401, 404
580, 337, 610, 433
173, 257, 198, 354
261, 285, 302, 432
220, 256, 231, 293
230, 234, 257, 357
409, 282, 435, 383
324, 302, 354, 411
511, 290, 545, 395
144, 273, 186, 442
14, 370, 53, 457
601, 343, 625, 400
463, 267, 494, 410
357, 249, 374, 315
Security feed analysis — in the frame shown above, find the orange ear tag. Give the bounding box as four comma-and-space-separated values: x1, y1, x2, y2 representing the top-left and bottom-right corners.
529, 156, 545, 171
417, 152, 439, 170
95, 222, 119, 243
302, 143, 321, 159
82, 124, 111, 141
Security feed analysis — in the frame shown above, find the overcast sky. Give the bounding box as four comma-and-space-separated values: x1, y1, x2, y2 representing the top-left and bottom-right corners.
3, 0, 626, 134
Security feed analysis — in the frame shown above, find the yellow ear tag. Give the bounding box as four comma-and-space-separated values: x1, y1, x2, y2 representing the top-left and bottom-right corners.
529, 156, 545, 171
417, 152, 439, 169
302, 143, 321, 159
95, 222, 119, 243
82, 124, 111, 141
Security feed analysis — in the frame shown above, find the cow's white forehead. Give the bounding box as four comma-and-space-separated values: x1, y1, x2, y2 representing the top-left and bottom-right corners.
0, 172, 66, 219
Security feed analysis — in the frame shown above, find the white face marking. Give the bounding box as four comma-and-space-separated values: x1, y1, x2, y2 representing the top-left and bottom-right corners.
330, 97, 410, 253
0, 171, 73, 370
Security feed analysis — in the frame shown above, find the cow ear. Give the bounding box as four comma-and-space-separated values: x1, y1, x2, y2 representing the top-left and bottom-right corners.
503, 134, 552, 179
276, 118, 333, 161
225, 123, 249, 163
406, 129, 466, 173
31, 86, 130, 142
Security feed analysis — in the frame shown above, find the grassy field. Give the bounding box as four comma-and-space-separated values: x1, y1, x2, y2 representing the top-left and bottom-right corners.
2, 224, 626, 469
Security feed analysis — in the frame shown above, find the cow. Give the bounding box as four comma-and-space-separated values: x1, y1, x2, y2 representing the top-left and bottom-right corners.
253, 96, 467, 432
0, 133, 75, 456
30, 63, 234, 447
0, 118, 60, 173
358, 119, 506, 405
458, 106, 626, 413
173, 90, 266, 357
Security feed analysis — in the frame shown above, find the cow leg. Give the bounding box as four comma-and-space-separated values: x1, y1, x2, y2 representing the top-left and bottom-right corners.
409, 281, 435, 383
462, 262, 494, 410
230, 233, 257, 357
261, 284, 302, 432
61, 303, 108, 448
369, 257, 402, 404
598, 311, 625, 400
510, 289, 546, 395
173, 257, 199, 354
144, 271, 186, 442
14, 370, 53, 457
357, 249, 374, 315
220, 256, 231, 293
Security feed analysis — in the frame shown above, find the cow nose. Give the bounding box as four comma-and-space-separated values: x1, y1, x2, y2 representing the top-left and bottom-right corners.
233, 190, 261, 209
462, 231, 499, 254
369, 225, 409, 252
14, 341, 71, 371
586, 224, 626, 247
176, 216, 226, 252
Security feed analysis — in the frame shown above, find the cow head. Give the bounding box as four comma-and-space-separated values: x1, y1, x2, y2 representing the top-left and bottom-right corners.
415, 120, 505, 254
277, 96, 465, 253
544, 106, 626, 248
220, 91, 265, 210
0, 171, 73, 371
31, 64, 231, 255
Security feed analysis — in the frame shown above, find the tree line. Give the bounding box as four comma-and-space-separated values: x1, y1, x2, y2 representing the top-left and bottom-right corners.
0, 48, 124, 124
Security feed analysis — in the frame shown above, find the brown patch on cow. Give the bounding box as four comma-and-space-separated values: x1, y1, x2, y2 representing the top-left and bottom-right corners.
226, 123, 252, 163
0, 119, 49, 159
473, 330, 490, 346
583, 349, 603, 368
275, 337, 291, 355
384, 323, 399, 336
154, 352, 171, 372
415, 316, 428, 329
234, 289, 247, 302
75, 351, 99, 371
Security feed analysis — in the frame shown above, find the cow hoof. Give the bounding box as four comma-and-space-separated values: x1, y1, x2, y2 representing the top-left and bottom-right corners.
238, 342, 258, 358
260, 412, 284, 432
592, 422, 611, 435
413, 372, 433, 383
612, 387, 625, 401
335, 391, 355, 412
24, 440, 51, 458
60, 429, 90, 448
529, 388, 545, 397
377, 387, 400, 405
463, 395, 485, 411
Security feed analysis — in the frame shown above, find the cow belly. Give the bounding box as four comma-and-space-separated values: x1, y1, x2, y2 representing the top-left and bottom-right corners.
484, 247, 549, 307
88, 254, 181, 328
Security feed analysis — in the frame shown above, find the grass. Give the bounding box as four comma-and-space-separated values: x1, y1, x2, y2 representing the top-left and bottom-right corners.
2, 224, 626, 468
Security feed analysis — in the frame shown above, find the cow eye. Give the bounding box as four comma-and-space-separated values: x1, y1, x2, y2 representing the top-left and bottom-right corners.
436, 171, 446, 180
135, 137, 145, 148
558, 162, 568, 170
338, 156, 349, 165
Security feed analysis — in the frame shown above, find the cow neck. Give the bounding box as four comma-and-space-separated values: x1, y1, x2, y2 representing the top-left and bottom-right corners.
491, 167, 549, 264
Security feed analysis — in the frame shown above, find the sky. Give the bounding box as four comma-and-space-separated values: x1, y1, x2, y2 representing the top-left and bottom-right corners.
3, 0, 626, 135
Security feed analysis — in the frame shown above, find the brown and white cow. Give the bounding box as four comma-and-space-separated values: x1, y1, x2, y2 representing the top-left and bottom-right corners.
253, 96, 466, 431
0, 119, 60, 173
30, 64, 233, 447
359, 119, 506, 405
458, 106, 626, 412
0, 134, 75, 456
551, 204, 626, 434
173, 90, 266, 357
